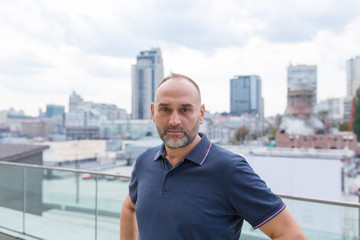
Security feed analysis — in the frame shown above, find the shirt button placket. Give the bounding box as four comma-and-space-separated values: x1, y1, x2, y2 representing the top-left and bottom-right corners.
160, 171, 173, 198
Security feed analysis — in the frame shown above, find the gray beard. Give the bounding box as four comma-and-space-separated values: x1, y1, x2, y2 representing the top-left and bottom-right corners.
158, 118, 200, 149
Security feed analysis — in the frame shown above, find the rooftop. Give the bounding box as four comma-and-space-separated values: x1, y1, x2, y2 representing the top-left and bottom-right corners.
0, 144, 49, 162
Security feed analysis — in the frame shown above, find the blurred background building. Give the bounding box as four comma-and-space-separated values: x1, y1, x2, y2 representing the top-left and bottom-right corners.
131, 48, 164, 119
287, 64, 317, 113
347, 56, 360, 97
230, 75, 264, 134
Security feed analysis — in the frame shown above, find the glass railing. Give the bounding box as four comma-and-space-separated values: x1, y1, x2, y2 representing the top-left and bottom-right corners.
0, 161, 360, 240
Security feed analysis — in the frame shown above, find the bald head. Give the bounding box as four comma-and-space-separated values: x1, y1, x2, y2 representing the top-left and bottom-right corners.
156, 73, 201, 104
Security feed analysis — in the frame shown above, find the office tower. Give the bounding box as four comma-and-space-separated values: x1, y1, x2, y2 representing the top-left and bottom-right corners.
45, 104, 65, 118
287, 64, 317, 112
347, 56, 360, 97
69, 91, 84, 112
230, 75, 264, 132
132, 48, 164, 119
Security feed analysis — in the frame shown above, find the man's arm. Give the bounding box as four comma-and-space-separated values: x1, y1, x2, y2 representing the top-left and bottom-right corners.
259, 207, 306, 239
120, 194, 138, 240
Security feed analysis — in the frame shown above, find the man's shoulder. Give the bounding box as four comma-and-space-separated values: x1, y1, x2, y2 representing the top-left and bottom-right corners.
207, 143, 247, 167
210, 143, 246, 160
138, 144, 162, 160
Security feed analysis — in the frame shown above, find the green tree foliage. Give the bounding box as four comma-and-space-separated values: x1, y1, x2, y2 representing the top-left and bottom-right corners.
233, 125, 249, 144
339, 121, 349, 131
353, 89, 360, 140
268, 128, 277, 141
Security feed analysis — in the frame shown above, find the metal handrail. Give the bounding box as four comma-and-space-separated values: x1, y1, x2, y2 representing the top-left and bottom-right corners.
278, 194, 360, 208
0, 161, 359, 208
0, 160, 131, 179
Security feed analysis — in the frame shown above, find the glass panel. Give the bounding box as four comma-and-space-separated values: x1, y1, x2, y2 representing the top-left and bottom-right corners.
240, 221, 269, 239
240, 198, 360, 240
285, 199, 355, 239
96, 176, 129, 240
1, 163, 360, 240
0, 164, 24, 232
25, 169, 96, 240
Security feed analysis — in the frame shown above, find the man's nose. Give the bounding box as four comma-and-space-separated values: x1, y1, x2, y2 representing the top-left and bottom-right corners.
169, 111, 181, 126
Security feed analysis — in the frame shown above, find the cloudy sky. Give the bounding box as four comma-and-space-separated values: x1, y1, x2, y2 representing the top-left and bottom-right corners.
0, 0, 360, 117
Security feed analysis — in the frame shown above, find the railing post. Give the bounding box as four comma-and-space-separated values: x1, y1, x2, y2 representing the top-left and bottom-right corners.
95, 174, 98, 240
76, 172, 80, 204
22, 167, 27, 234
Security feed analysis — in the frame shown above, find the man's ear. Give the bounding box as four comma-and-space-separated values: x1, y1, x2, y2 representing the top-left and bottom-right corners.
151, 102, 155, 123
200, 104, 205, 124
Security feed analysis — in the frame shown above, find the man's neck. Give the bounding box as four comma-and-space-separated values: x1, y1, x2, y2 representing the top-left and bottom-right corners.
165, 135, 202, 167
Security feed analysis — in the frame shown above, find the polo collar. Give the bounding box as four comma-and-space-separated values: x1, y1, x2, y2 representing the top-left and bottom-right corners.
153, 133, 212, 166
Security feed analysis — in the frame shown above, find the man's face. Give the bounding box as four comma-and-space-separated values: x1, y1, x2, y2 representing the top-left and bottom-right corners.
151, 78, 205, 149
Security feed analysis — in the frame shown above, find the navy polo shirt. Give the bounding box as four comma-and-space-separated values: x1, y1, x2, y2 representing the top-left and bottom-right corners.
129, 133, 285, 240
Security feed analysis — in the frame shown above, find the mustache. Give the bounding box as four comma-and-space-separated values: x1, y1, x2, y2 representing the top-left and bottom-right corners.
164, 126, 186, 132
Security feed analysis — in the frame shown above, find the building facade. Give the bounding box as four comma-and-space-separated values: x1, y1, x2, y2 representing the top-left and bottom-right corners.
45, 104, 65, 118
99, 119, 158, 139
315, 97, 353, 123
347, 56, 360, 97
0, 110, 7, 124
230, 75, 264, 132
132, 48, 164, 119
65, 111, 103, 139
287, 82, 314, 120
287, 64, 317, 112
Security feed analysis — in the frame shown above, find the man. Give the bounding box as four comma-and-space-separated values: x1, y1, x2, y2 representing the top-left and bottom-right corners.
121, 73, 306, 239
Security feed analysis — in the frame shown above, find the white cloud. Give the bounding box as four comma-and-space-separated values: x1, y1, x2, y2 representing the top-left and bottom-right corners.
0, 0, 359, 117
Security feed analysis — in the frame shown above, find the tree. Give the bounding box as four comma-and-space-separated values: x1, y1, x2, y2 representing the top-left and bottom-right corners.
339, 121, 349, 131
353, 88, 360, 139
268, 127, 277, 141
233, 125, 249, 144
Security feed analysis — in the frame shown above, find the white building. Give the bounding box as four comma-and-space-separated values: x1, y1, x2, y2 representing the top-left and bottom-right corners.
100, 119, 158, 139
69, 91, 127, 121
65, 110, 105, 139
132, 48, 164, 119
347, 56, 360, 97
315, 97, 353, 122
0, 110, 7, 124
287, 64, 317, 112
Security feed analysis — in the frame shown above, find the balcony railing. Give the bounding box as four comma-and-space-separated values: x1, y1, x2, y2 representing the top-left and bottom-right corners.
0, 161, 359, 240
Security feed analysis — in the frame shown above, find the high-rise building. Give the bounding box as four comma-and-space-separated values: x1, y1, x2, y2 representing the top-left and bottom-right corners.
46, 104, 65, 118
230, 75, 264, 132
287, 64, 317, 112
132, 48, 164, 119
347, 56, 360, 97
69, 91, 84, 112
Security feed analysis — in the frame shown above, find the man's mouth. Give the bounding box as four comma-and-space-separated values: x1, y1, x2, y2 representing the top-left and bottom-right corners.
166, 129, 184, 135
166, 130, 184, 135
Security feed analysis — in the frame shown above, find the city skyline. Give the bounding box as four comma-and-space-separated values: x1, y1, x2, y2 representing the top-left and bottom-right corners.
0, 0, 360, 117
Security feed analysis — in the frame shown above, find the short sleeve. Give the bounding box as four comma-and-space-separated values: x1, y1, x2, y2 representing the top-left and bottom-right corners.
229, 160, 285, 229
128, 158, 139, 205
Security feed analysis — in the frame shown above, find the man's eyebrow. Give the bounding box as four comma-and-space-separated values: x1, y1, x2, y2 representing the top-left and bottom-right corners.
158, 103, 170, 107
181, 104, 193, 108
157, 103, 194, 108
